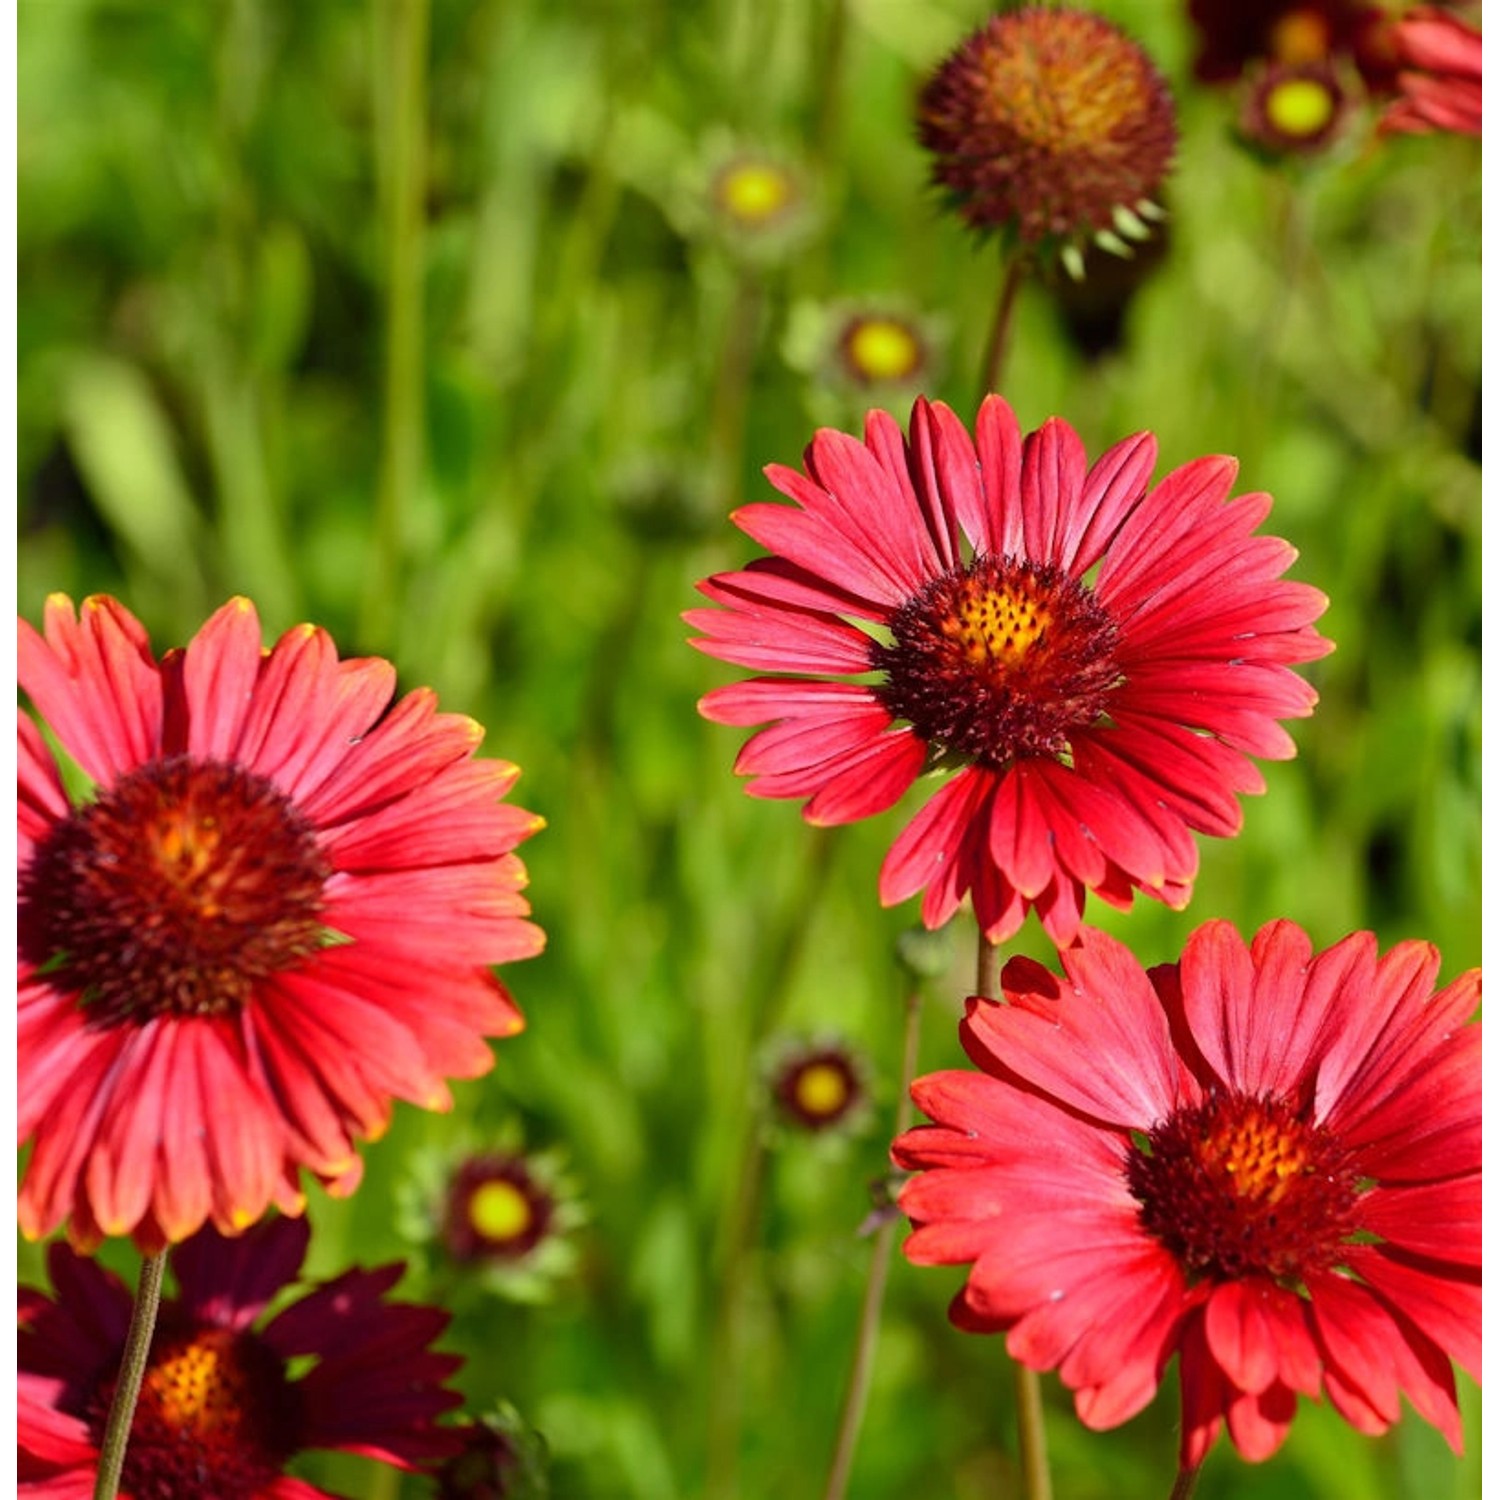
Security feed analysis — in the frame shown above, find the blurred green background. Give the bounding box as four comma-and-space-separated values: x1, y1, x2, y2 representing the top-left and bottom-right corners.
17, 1, 1480, 1497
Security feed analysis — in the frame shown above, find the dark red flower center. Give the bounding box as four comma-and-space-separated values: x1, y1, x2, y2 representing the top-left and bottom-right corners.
445, 1156, 554, 1262
775, 1049, 862, 1131
872, 554, 1122, 767
1126, 1090, 1362, 1285
96, 1323, 301, 1499
19, 755, 331, 1024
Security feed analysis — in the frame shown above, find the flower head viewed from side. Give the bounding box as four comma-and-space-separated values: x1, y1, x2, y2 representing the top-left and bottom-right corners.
917, 7, 1176, 264
689, 397, 1331, 945
18, 595, 546, 1251
1382, 6, 1482, 137
19, 1214, 465, 1496
894, 921, 1480, 1465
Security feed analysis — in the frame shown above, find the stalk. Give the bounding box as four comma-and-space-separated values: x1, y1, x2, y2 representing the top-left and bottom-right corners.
92, 1250, 167, 1500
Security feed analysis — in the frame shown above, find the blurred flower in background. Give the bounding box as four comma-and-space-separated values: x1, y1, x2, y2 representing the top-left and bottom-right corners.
696, 142, 818, 262
767, 1037, 873, 1137
691, 396, 1332, 945
1238, 59, 1355, 153
916, 6, 1176, 271
17, 594, 545, 1251
433, 1403, 552, 1500
782, 299, 943, 419
1186, 0, 1400, 90
895, 921, 1480, 1466
399, 1128, 584, 1303
19, 1215, 465, 1495
1041, 222, 1172, 362
1382, 5, 1482, 135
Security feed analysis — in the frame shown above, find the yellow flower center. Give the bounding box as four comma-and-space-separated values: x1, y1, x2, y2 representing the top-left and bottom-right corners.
942, 576, 1056, 678
843, 317, 924, 383
715, 162, 795, 227
1265, 76, 1337, 137
793, 1061, 853, 1120
469, 1179, 535, 1243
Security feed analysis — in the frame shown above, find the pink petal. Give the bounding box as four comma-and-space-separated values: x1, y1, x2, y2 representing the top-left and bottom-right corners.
19, 594, 163, 784
878, 766, 990, 907
1019, 416, 1088, 567
973, 394, 1024, 555
906, 398, 973, 572
1063, 430, 1157, 575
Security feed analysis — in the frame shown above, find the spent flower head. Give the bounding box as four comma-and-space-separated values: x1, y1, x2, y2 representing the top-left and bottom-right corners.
917, 6, 1176, 265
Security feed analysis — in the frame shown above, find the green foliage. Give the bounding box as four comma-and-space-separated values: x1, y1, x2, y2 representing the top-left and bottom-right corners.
18, 1, 1479, 1497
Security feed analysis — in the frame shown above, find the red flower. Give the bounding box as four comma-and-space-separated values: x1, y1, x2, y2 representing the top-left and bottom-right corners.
916, 7, 1177, 251
893, 922, 1481, 1464
1383, 7, 1482, 136
1187, 0, 1398, 90
18, 595, 545, 1251
689, 397, 1330, 945
19, 1214, 464, 1495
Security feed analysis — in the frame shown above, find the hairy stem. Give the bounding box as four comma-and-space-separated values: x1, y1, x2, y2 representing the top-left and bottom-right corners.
978, 254, 1027, 402
92, 1249, 167, 1500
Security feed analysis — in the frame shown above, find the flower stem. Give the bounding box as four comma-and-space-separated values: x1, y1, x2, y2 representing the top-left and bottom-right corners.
1168, 1462, 1203, 1500
708, 268, 764, 513
821, 983, 925, 1500
360, 0, 429, 653
705, 830, 837, 1498
975, 931, 1053, 1500
92, 1249, 167, 1500
978, 253, 1027, 402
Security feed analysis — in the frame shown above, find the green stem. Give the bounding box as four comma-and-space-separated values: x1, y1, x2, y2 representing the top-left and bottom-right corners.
704, 830, 837, 1498
708, 269, 763, 512
360, 0, 430, 652
821, 983, 924, 1500
92, 1250, 167, 1500
1168, 1462, 1203, 1500
978, 254, 1027, 403
976, 931, 1052, 1500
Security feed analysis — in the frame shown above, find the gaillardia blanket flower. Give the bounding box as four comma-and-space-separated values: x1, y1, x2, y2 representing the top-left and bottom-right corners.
917, 7, 1176, 259
19, 1214, 464, 1495
1382, 6, 1482, 137
18, 595, 545, 1250
894, 922, 1481, 1464
689, 397, 1330, 944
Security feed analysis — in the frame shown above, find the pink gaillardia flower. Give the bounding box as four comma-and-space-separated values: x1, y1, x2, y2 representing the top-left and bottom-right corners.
1382, 6, 1482, 137
19, 1214, 464, 1495
893, 921, 1481, 1465
688, 397, 1331, 944
18, 595, 545, 1251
